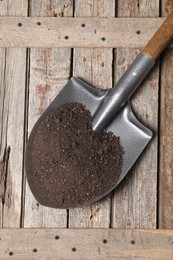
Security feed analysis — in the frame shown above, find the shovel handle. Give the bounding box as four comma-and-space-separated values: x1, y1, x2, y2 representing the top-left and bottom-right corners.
143, 9, 173, 60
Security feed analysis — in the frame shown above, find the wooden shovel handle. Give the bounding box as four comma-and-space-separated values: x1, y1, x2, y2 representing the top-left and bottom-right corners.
143, 9, 173, 60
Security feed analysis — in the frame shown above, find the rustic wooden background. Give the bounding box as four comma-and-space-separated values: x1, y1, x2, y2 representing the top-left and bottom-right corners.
0, 0, 173, 229
0, 0, 173, 254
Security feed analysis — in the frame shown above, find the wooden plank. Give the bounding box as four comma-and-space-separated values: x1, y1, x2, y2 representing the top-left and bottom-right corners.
159, 0, 173, 229
0, 0, 8, 227
111, 0, 159, 228
0, 49, 6, 227
23, 0, 73, 228
0, 17, 173, 48
0, 228, 173, 259
0, 0, 28, 227
68, 0, 115, 228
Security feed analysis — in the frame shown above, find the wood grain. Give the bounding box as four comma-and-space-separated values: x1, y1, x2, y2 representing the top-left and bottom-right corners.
0, 0, 171, 233
159, 0, 173, 229
0, 17, 172, 48
143, 9, 173, 60
0, 48, 6, 227
0, 0, 28, 227
0, 228, 173, 259
68, 0, 115, 228
111, 0, 159, 229
23, 0, 73, 228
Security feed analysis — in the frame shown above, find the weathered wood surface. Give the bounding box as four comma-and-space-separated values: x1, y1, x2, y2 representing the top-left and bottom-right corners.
159, 0, 173, 229
143, 9, 173, 60
0, 229, 173, 259
112, 0, 159, 229
23, 0, 73, 228
0, 17, 173, 48
68, 0, 115, 228
0, 0, 172, 237
0, 49, 6, 227
0, 0, 28, 227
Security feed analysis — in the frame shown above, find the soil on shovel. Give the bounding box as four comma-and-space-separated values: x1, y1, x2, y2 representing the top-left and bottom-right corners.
26, 102, 124, 208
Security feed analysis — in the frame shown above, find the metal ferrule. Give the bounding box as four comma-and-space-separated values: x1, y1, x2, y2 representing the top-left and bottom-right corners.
92, 52, 155, 132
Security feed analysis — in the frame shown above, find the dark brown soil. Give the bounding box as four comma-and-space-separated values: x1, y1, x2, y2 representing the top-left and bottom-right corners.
26, 102, 124, 208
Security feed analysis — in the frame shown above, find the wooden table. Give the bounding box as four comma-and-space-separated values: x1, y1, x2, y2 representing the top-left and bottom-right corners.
0, 0, 173, 259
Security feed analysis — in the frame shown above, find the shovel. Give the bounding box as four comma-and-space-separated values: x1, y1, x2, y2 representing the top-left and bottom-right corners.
26, 10, 173, 207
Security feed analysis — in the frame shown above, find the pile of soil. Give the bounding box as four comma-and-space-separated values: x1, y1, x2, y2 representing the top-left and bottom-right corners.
26, 102, 124, 208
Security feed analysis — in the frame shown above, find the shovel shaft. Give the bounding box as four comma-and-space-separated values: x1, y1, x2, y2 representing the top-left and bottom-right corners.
92, 53, 155, 132
143, 9, 173, 60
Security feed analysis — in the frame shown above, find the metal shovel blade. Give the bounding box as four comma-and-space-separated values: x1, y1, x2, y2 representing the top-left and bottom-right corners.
42, 76, 152, 188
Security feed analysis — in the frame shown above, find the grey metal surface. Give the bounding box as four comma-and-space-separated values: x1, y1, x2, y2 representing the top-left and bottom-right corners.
107, 103, 152, 185
40, 76, 152, 198
92, 53, 155, 131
